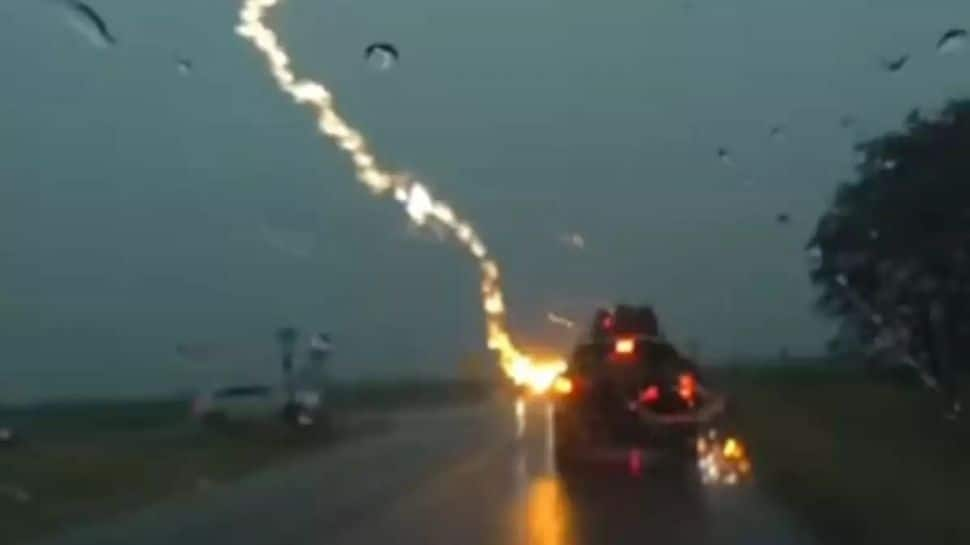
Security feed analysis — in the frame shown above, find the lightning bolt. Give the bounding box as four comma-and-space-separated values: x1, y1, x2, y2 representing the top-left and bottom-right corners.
236, 0, 565, 392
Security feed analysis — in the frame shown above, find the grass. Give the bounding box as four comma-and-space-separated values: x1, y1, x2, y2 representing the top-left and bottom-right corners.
0, 399, 191, 440
0, 406, 365, 545
328, 378, 492, 410
713, 364, 970, 545
0, 380, 490, 545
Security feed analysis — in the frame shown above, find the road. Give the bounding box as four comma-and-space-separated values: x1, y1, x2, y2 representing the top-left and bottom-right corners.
38, 399, 820, 545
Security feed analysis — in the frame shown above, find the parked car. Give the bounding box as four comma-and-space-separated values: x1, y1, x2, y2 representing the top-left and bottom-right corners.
192, 385, 324, 427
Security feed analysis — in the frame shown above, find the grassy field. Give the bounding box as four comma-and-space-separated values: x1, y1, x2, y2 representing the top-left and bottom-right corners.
327, 378, 492, 410
0, 380, 490, 545
713, 364, 970, 545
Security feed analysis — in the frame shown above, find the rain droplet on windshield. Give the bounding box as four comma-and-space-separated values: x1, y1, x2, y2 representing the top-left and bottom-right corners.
937, 29, 968, 55
882, 159, 898, 170
836, 274, 848, 286
769, 125, 785, 141
839, 115, 855, 129
560, 232, 586, 250
177, 58, 193, 75
716, 147, 733, 166
776, 212, 790, 224
61, 1, 116, 48
869, 229, 880, 240
364, 42, 399, 71
881, 55, 908, 73
259, 211, 317, 258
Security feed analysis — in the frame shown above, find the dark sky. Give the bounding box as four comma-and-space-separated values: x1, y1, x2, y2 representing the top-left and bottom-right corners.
2, 0, 969, 400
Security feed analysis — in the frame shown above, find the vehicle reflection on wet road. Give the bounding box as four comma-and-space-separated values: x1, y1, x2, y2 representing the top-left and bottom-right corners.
40, 399, 818, 545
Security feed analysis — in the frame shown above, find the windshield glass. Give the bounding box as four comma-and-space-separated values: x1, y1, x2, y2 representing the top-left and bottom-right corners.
3, 1, 969, 545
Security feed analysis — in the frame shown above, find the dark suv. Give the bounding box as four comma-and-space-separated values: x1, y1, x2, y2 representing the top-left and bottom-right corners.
553, 305, 724, 470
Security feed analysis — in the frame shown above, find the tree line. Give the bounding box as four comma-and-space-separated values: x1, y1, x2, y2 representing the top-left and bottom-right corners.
808, 99, 970, 413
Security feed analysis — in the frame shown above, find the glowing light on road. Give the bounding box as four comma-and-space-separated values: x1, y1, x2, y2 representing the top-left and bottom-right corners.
738, 459, 752, 475
512, 359, 568, 395
723, 437, 743, 459
545, 401, 556, 474
551, 376, 573, 395
236, 0, 565, 393
524, 478, 571, 545
697, 431, 753, 486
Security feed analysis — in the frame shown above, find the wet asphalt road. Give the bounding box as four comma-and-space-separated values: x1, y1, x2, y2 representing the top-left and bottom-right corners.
39, 399, 820, 545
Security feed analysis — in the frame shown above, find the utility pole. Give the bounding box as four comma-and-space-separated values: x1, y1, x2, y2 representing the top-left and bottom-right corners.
276, 326, 299, 406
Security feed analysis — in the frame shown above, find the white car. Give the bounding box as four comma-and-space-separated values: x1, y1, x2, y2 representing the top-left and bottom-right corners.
192, 385, 323, 425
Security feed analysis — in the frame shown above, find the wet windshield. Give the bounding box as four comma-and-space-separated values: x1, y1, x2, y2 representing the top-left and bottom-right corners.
2, 1, 969, 544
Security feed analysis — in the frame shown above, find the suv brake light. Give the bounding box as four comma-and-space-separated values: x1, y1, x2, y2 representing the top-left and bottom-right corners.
602, 313, 614, 330
678, 373, 696, 405
614, 337, 636, 356
639, 385, 660, 404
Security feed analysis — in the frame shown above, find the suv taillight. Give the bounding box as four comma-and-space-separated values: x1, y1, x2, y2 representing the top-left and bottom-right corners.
678, 373, 696, 405
639, 385, 660, 404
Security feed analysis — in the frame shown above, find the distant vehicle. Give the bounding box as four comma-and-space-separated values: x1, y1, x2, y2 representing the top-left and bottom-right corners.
551, 304, 726, 473
192, 385, 324, 427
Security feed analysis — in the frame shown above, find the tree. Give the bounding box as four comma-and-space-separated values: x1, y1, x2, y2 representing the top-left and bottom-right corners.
807, 100, 970, 410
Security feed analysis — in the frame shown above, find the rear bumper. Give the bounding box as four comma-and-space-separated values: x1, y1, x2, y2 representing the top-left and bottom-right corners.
554, 393, 727, 454
635, 393, 726, 426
